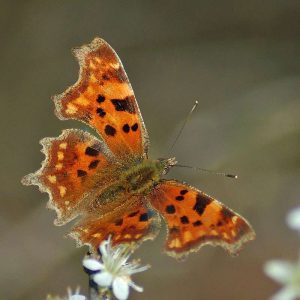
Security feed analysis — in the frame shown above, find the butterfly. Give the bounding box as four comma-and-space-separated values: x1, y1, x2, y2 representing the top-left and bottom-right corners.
22, 38, 255, 259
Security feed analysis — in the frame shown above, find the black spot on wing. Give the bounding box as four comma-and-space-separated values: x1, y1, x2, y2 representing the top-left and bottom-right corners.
180, 216, 189, 224
97, 95, 105, 103
104, 125, 116, 136
139, 213, 149, 222
88, 160, 100, 170
180, 189, 188, 195
85, 147, 99, 157
77, 170, 87, 177
193, 193, 212, 216
166, 205, 176, 214
175, 195, 184, 201
131, 123, 138, 131
111, 97, 135, 114
122, 124, 130, 133
193, 220, 202, 227
96, 108, 106, 117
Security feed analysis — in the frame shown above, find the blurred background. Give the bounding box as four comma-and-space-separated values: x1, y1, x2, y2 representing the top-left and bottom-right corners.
1, 1, 300, 299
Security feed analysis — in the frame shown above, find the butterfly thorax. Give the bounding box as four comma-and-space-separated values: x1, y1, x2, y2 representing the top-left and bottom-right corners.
94, 157, 176, 207
121, 157, 175, 195
121, 159, 161, 194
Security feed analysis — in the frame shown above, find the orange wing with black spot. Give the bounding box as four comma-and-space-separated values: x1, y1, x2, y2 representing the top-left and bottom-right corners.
70, 197, 160, 249
149, 180, 255, 259
54, 38, 148, 159
22, 129, 114, 225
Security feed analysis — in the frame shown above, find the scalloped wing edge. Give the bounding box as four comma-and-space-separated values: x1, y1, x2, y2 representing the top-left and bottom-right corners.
164, 211, 255, 261
52, 38, 104, 121
67, 203, 162, 252
21, 128, 111, 226
153, 179, 256, 260
52, 37, 150, 156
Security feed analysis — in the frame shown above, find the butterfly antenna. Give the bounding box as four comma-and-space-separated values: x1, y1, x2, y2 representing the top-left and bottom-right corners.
174, 164, 238, 179
168, 100, 199, 154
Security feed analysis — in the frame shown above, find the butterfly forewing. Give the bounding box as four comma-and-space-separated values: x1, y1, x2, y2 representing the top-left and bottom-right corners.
54, 38, 149, 159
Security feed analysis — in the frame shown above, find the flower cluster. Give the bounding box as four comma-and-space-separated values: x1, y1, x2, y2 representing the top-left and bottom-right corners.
46, 287, 86, 300
83, 237, 150, 300
264, 206, 300, 300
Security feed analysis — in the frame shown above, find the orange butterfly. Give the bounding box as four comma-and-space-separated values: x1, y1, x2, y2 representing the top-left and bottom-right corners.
22, 38, 255, 259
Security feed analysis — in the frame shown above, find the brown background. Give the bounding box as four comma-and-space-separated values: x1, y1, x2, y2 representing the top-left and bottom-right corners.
1, 1, 300, 299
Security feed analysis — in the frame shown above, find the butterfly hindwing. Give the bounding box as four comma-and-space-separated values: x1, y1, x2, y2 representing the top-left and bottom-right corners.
22, 129, 114, 225
149, 180, 255, 259
70, 197, 160, 249
54, 38, 149, 159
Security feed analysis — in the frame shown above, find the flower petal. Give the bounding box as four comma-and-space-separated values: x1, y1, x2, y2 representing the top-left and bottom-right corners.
82, 258, 104, 271
93, 271, 113, 287
287, 207, 300, 231
271, 287, 299, 300
113, 277, 130, 300
264, 260, 295, 284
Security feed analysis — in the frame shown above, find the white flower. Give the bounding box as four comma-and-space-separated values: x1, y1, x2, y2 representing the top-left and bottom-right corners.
68, 296, 86, 300
46, 288, 86, 300
67, 287, 86, 300
286, 207, 300, 232
264, 257, 300, 300
83, 237, 150, 300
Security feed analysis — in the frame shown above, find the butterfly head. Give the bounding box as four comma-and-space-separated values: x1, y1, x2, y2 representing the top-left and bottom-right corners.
158, 157, 177, 175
